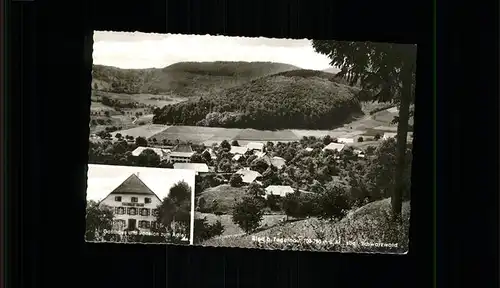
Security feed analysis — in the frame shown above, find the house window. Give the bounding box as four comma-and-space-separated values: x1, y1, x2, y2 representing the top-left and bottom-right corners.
115, 207, 125, 215
114, 196, 122, 202
138, 220, 151, 229
152, 209, 159, 217
144, 197, 151, 204
127, 207, 137, 215
131, 197, 138, 203
140, 208, 150, 216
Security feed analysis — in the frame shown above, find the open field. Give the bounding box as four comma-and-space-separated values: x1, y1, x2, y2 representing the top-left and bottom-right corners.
110, 124, 170, 139
196, 212, 287, 237
93, 91, 188, 107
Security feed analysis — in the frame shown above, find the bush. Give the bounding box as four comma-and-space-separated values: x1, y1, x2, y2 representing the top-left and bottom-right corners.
318, 185, 352, 220
232, 196, 264, 233
374, 134, 381, 141
357, 136, 364, 142
229, 173, 243, 187
194, 217, 225, 243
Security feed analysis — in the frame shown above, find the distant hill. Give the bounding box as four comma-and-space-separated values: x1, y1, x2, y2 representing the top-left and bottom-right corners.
91, 61, 300, 97
153, 69, 364, 130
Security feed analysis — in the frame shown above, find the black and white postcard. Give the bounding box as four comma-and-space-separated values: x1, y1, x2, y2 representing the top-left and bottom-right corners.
88, 31, 415, 253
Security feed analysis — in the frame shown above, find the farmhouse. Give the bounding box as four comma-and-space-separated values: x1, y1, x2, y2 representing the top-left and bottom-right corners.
230, 146, 248, 155
337, 138, 354, 144
98, 173, 161, 234
173, 163, 210, 174
131, 146, 170, 161
322, 142, 345, 152
170, 144, 195, 163
264, 185, 294, 198
259, 155, 286, 169
383, 132, 397, 140
235, 168, 262, 184
246, 142, 264, 152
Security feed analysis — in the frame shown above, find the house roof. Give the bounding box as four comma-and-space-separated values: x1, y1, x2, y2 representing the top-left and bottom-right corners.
322, 142, 345, 152
253, 151, 266, 158
172, 144, 193, 153
383, 132, 397, 139
265, 185, 294, 197
203, 148, 217, 159
132, 146, 170, 158
173, 163, 210, 173
246, 142, 264, 151
109, 173, 157, 196
230, 146, 248, 155
305, 147, 314, 152
235, 168, 262, 183
270, 156, 286, 169
232, 154, 243, 161
337, 138, 354, 144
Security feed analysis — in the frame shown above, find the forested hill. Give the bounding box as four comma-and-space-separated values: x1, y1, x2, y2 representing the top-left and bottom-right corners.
152, 69, 364, 130
91, 61, 299, 97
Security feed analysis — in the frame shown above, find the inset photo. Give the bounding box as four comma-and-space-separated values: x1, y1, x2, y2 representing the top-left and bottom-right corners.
85, 164, 196, 245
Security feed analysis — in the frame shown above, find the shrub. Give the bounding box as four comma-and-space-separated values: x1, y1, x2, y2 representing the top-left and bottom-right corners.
229, 173, 243, 187
357, 136, 364, 142
374, 134, 381, 140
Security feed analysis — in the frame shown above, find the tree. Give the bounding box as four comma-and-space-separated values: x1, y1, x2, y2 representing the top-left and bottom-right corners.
154, 181, 192, 239
202, 150, 212, 163
231, 140, 240, 146
232, 196, 264, 234
250, 158, 269, 174
115, 133, 122, 140
220, 140, 231, 151
229, 173, 243, 187
317, 184, 351, 220
194, 217, 225, 244
85, 200, 114, 241
137, 149, 160, 167
281, 192, 302, 220
135, 136, 148, 147
104, 111, 110, 117
357, 136, 364, 142
247, 182, 265, 197
190, 152, 204, 164
312, 40, 416, 221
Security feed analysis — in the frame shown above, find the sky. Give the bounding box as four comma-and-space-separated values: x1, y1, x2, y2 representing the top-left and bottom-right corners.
86, 164, 196, 202
93, 31, 338, 72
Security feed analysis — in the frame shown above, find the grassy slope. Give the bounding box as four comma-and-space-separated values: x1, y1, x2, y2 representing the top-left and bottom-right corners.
91, 61, 300, 97
201, 198, 410, 253
196, 184, 248, 214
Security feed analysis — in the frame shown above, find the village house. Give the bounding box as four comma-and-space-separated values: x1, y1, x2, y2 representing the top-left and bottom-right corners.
173, 163, 210, 175
246, 142, 264, 152
230, 145, 248, 155
131, 146, 171, 161
169, 144, 195, 163
98, 173, 162, 234
258, 154, 286, 170
322, 142, 346, 152
264, 185, 294, 199
235, 167, 262, 184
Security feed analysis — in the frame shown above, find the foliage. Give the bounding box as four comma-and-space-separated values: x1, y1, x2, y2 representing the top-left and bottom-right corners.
152, 181, 192, 239
152, 71, 363, 130
193, 217, 225, 243
232, 196, 264, 234
85, 200, 114, 241
229, 173, 243, 187
317, 184, 352, 220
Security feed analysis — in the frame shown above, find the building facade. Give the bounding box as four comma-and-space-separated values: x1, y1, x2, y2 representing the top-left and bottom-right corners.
99, 173, 162, 234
